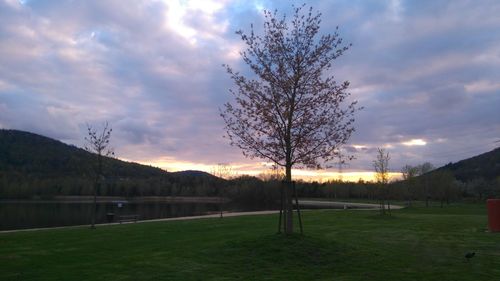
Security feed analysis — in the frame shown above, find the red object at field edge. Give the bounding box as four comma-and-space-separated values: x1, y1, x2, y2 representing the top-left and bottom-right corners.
487, 199, 500, 232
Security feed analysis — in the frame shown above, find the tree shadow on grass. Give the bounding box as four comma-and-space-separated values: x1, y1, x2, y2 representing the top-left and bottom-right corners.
206, 233, 350, 280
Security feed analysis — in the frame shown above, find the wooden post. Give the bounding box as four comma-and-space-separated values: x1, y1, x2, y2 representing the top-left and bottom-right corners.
219, 182, 224, 219
293, 181, 303, 235
277, 182, 284, 233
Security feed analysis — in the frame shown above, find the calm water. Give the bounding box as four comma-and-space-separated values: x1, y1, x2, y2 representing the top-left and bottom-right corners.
0, 200, 348, 231
0, 201, 240, 231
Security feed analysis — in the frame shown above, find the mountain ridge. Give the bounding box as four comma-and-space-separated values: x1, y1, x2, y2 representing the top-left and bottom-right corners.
434, 147, 500, 181
0, 129, 169, 178
0, 129, 222, 199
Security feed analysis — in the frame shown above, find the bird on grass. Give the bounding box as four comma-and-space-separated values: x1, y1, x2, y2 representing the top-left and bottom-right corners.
465, 252, 475, 262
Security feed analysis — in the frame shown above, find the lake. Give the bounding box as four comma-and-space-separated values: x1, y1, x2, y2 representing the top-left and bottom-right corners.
0, 199, 365, 231
0, 200, 255, 231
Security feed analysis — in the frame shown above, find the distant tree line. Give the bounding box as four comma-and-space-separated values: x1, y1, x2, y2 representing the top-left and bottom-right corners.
1, 170, 499, 207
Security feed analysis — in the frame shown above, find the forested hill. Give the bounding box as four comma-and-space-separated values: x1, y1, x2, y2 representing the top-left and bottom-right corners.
0, 129, 226, 199
435, 147, 500, 181
0, 129, 167, 179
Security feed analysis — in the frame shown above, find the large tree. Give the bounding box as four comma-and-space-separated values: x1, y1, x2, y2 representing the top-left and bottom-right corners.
221, 5, 360, 234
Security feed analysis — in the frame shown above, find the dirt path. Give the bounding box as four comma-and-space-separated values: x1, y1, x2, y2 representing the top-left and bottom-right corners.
299, 200, 404, 210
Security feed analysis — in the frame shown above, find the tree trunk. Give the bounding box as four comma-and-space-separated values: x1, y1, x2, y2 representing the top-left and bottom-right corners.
91, 154, 102, 229
379, 185, 386, 215
219, 181, 224, 218
284, 165, 293, 234
91, 181, 98, 229
407, 185, 412, 207
425, 179, 430, 207
277, 184, 284, 233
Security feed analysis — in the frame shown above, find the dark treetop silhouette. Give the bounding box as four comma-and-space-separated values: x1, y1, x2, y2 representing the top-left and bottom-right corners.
221, 5, 360, 234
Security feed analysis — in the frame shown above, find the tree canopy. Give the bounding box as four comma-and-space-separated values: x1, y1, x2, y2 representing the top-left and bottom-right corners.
222, 5, 359, 172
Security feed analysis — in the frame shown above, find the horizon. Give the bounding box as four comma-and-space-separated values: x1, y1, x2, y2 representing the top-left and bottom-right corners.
6, 127, 498, 183
0, 0, 499, 182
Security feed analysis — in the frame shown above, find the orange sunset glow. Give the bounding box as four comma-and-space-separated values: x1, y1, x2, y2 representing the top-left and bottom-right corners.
129, 157, 402, 182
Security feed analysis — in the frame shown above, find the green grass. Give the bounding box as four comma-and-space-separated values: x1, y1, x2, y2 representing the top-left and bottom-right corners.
1, 203, 499, 280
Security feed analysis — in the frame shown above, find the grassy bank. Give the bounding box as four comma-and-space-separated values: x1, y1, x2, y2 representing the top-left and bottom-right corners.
1, 203, 499, 280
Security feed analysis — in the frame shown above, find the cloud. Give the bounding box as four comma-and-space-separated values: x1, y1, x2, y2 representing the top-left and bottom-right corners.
401, 139, 426, 147
0, 0, 499, 179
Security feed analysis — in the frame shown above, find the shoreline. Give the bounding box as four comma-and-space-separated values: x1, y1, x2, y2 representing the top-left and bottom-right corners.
0, 196, 229, 204
0, 210, 281, 234
0, 201, 403, 234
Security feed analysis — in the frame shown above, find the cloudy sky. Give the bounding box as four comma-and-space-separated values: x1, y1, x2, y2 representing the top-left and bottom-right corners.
0, 0, 499, 181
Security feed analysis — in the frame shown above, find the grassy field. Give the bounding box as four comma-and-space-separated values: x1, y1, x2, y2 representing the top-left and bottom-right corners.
1, 202, 499, 280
